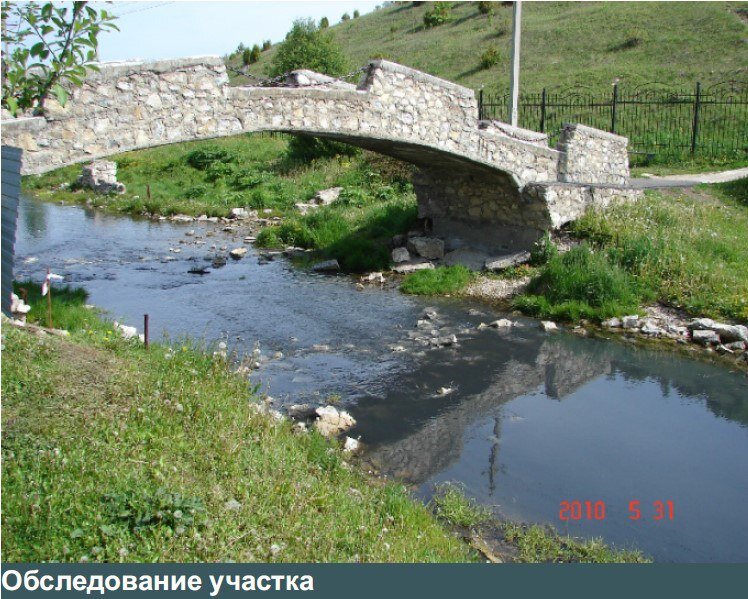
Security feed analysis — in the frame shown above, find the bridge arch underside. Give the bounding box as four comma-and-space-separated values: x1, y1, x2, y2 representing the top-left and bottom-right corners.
279, 129, 551, 254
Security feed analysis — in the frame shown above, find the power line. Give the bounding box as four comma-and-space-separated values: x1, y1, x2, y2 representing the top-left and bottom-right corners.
116, 2, 175, 18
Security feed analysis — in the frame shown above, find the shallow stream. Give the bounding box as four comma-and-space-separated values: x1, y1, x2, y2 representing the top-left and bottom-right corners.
12, 196, 748, 563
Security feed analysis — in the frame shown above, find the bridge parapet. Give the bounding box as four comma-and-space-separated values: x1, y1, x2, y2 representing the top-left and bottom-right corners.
1, 55, 640, 254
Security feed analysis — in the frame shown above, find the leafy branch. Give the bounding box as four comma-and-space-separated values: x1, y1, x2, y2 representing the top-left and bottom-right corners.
1, 1, 118, 116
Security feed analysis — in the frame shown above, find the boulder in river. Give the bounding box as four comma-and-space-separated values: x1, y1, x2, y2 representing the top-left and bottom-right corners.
230, 247, 248, 260
314, 406, 356, 437
312, 259, 340, 272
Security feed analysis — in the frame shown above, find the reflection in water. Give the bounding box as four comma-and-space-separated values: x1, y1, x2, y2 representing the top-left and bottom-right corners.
13, 196, 748, 563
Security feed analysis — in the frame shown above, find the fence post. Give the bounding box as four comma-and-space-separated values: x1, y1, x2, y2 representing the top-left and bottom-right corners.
610, 83, 618, 134
540, 88, 547, 133
479, 89, 484, 121
691, 82, 701, 156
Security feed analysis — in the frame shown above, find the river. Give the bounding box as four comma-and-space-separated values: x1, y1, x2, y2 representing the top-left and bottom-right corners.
11, 196, 748, 563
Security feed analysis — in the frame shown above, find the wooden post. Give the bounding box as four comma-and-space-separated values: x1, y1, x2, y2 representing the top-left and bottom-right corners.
46, 269, 53, 329
611, 83, 618, 134
144, 313, 150, 349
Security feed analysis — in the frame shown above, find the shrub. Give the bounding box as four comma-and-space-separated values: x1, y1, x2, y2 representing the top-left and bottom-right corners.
529, 231, 557, 266
319, 16, 329, 28
184, 184, 207, 199
249, 44, 261, 63
353, 10, 360, 18
262, 40, 271, 51
285, 134, 360, 162
204, 161, 237, 183
185, 146, 235, 170
242, 48, 251, 66
268, 18, 349, 77
477, 1, 494, 16
341, 13, 351, 22
423, 2, 453, 28
480, 46, 501, 69
516, 244, 648, 321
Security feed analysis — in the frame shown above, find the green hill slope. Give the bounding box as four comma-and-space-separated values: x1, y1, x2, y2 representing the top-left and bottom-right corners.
230, 1, 748, 93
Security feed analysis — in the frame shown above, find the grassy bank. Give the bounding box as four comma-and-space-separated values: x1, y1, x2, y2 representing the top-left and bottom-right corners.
431, 485, 649, 564
2, 283, 471, 562
513, 179, 748, 322
235, 2, 748, 93
2, 285, 647, 563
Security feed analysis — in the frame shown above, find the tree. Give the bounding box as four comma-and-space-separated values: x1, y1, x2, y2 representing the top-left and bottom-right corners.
262, 39, 272, 51
423, 2, 453, 28
249, 44, 261, 63
268, 18, 348, 78
353, 10, 360, 18
1, 1, 118, 116
341, 13, 351, 22
242, 48, 252, 66
319, 16, 329, 28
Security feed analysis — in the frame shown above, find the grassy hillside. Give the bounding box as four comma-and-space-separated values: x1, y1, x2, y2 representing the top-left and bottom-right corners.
231, 1, 748, 93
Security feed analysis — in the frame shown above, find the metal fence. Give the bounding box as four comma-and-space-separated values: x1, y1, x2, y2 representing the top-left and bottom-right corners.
478, 81, 748, 161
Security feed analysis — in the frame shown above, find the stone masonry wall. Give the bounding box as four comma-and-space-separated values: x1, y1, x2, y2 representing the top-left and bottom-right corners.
556, 123, 631, 185
1, 56, 639, 253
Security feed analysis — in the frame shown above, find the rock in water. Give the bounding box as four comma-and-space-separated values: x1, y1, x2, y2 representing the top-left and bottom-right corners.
314, 406, 356, 437
540, 321, 558, 332
312, 259, 340, 273
229, 207, 249, 220
230, 247, 248, 259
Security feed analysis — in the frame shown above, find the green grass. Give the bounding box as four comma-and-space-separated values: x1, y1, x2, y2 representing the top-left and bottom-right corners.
514, 180, 748, 322
234, 2, 748, 93
12, 281, 111, 333
502, 523, 649, 564
22, 133, 385, 219
430, 484, 491, 529
400, 266, 475, 296
1, 285, 473, 563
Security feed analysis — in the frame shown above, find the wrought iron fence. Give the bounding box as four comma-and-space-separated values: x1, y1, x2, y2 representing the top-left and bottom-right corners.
478, 81, 748, 161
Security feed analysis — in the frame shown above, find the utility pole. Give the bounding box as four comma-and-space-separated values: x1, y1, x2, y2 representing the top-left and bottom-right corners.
508, 0, 522, 127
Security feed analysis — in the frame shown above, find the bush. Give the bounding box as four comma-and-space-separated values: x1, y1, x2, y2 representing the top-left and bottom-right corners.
242, 48, 251, 66
477, 1, 494, 16
250, 44, 261, 63
319, 16, 329, 28
268, 18, 349, 77
184, 184, 207, 199
480, 46, 501, 69
353, 10, 360, 18
341, 13, 351, 22
204, 161, 237, 183
515, 244, 648, 321
423, 2, 453, 28
529, 231, 557, 266
262, 40, 271, 51
185, 146, 235, 170
285, 134, 360, 162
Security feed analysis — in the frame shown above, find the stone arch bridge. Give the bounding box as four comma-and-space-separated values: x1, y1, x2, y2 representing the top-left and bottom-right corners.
1, 56, 639, 253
